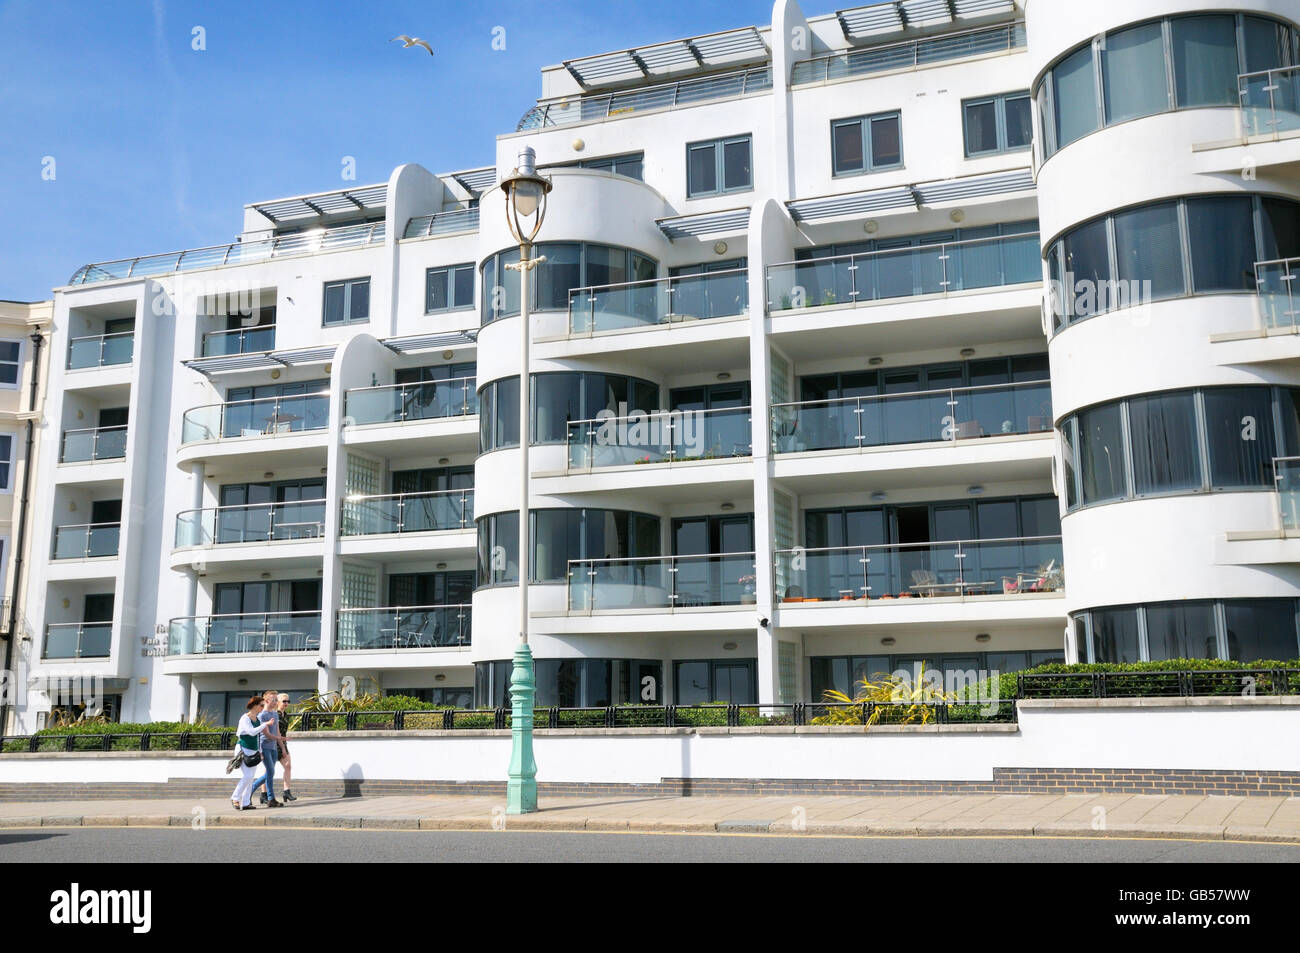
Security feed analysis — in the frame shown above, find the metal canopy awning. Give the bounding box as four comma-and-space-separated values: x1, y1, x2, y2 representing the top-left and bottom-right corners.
449, 168, 497, 196
787, 167, 1034, 224
836, 0, 1015, 42
182, 345, 336, 379
562, 25, 768, 90
250, 184, 388, 224
381, 330, 478, 355
657, 207, 752, 240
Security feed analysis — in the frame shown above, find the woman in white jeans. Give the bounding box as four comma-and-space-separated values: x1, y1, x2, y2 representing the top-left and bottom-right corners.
231, 696, 272, 810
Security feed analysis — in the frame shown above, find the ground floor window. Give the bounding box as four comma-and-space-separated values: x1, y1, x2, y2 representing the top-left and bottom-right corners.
386, 687, 473, 709
197, 689, 312, 728
1073, 598, 1300, 663
809, 650, 1064, 701
474, 659, 664, 708
674, 659, 757, 705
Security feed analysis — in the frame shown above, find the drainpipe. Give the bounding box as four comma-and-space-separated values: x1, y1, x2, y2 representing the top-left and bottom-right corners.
0, 330, 44, 734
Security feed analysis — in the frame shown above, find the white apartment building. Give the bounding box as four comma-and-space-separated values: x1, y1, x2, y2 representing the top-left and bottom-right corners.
12, 0, 1300, 729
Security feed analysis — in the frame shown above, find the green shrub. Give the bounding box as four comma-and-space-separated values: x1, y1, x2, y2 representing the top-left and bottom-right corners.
957, 658, 1300, 702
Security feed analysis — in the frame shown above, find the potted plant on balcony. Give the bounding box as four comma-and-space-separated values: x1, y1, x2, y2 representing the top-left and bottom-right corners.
739, 574, 757, 604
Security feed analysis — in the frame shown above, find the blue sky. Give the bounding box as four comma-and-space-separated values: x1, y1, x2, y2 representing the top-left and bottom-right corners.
0, 0, 807, 301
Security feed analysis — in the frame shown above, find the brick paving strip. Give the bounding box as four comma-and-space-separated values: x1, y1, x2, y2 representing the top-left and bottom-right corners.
0, 793, 1298, 842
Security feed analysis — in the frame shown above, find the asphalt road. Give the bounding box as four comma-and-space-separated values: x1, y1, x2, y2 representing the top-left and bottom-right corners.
2, 827, 1298, 862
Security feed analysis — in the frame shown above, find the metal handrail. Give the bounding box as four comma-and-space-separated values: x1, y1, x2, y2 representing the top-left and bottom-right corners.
767, 230, 1040, 272
776, 535, 1063, 557
345, 375, 475, 396
343, 377, 478, 424
567, 266, 749, 297
167, 611, 322, 656
59, 425, 129, 463
335, 604, 472, 650
569, 551, 756, 569
1237, 64, 1300, 139
340, 488, 474, 534
181, 391, 331, 443
68, 221, 387, 286
173, 499, 327, 548
67, 330, 135, 342
790, 19, 1026, 87
771, 378, 1049, 412
201, 324, 276, 356
41, 622, 113, 661
51, 523, 121, 559
403, 207, 481, 239
517, 65, 772, 131
1254, 256, 1300, 331
184, 391, 331, 414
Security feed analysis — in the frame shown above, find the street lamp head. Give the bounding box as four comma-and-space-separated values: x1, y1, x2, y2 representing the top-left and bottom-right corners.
499, 146, 552, 247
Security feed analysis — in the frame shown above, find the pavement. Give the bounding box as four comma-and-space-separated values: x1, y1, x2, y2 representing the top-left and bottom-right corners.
1, 791, 1299, 841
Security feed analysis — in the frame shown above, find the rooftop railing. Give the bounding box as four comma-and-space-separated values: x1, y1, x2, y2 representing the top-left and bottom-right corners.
766, 231, 1039, 313
67, 331, 134, 370
181, 392, 330, 444
201, 324, 276, 357
1238, 65, 1300, 139
1256, 257, 1300, 331
59, 426, 128, 464
42, 622, 112, 660
567, 267, 748, 335
567, 552, 757, 612
774, 536, 1063, 603
52, 523, 120, 560
167, 611, 321, 656
771, 380, 1052, 454
566, 406, 752, 470
790, 20, 1026, 87
517, 66, 772, 131
68, 221, 387, 286
174, 500, 327, 549
336, 605, 471, 651
344, 377, 477, 426
340, 489, 474, 536
403, 207, 481, 238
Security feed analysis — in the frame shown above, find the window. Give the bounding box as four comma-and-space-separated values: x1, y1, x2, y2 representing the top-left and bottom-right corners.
1145, 602, 1219, 660
480, 243, 656, 324
674, 659, 756, 705
580, 152, 644, 180
475, 658, 663, 708
1224, 600, 1300, 660
1203, 388, 1276, 488
425, 264, 474, 313
1102, 21, 1170, 123
323, 277, 370, 326
531, 372, 658, 444
1077, 404, 1127, 505
476, 511, 519, 587
478, 377, 520, 453
1090, 608, 1141, 663
962, 93, 1031, 157
531, 508, 660, 583
0, 340, 19, 388
832, 112, 903, 175
1127, 391, 1201, 495
1075, 598, 1300, 662
1049, 194, 1300, 332
1038, 14, 1300, 159
686, 135, 752, 197
0, 433, 13, 492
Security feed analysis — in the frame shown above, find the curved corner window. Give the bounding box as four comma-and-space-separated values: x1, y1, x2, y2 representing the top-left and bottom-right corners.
1048, 194, 1300, 333
1073, 598, 1300, 663
480, 243, 657, 326
476, 511, 519, 587
478, 377, 520, 453
532, 372, 658, 444
531, 508, 661, 583
1060, 385, 1298, 513
1036, 13, 1300, 161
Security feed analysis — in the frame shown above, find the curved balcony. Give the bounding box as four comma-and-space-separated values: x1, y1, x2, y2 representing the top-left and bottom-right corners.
174, 500, 326, 549
340, 489, 473, 536
167, 612, 321, 656
67, 331, 134, 370
181, 392, 330, 444
567, 552, 757, 613
566, 269, 748, 337
774, 536, 1064, 604
566, 407, 752, 471
201, 324, 275, 357
59, 426, 128, 463
343, 377, 477, 426
52, 523, 120, 560
336, 605, 471, 651
766, 231, 1039, 315
772, 380, 1052, 455
42, 623, 112, 660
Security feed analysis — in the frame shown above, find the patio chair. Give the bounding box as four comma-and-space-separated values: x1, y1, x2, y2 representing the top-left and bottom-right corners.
910, 569, 938, 596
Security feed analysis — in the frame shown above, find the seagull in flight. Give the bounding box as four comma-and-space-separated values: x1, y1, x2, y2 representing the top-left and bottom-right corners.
391, 35, 434, 55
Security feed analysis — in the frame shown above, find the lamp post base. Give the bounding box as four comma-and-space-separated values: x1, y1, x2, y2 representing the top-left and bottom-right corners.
506, 642, 538, 814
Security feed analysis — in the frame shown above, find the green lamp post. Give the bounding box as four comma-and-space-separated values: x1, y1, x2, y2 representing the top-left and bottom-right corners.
500, 147, 552, 815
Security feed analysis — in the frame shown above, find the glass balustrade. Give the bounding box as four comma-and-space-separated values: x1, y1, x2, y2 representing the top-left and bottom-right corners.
167, 612, 322, 655
52, 523, 120, 559
1239, 65, 1300, 139
774, 536, 1064, 603
174, 500, 327, 548
201, 324, 276, 356
772, 381, 1053, 453
566, 407, 752, 468
42, 623, 112, 660
67, 331, 134, 369
766, 232, 1040, 313
1275, 457, 1300, 531
567, 553, 757, 611
568, 269, 748, 334
344, 377, 477, 425
336, 606, 472, 650
181, 393, 329, 443
340, 490, 474, 536
59, 426, 128, 463
1256, 258, 1300, 331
